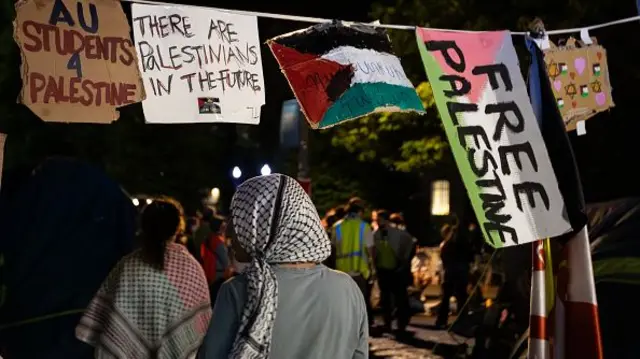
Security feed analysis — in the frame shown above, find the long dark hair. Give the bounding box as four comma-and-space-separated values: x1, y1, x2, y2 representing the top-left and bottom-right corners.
140, 198, 183, 270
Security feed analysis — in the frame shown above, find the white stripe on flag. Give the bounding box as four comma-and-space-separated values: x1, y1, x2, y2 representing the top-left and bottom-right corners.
321, 46, 414, 88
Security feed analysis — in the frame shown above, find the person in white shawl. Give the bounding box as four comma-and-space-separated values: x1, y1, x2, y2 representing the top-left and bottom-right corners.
77, 198, 212, 359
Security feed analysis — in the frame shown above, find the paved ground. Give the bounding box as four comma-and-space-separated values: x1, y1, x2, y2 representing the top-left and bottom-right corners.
369, 314, 474, 359
367, 284, 498, 358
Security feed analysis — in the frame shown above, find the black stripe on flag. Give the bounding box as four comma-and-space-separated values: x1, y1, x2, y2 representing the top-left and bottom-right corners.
269, 20, 393, 56
528, 41, 587, 242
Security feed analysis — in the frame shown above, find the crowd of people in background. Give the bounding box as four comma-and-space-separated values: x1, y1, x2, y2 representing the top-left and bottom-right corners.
319, 197, 488, 335
320, 198, 416, 335
177, 193, 486, 338
67, 175, 487, 359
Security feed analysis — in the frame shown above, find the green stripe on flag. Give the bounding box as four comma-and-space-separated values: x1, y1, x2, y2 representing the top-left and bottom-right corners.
416, 36, 497, 247
320, 83, 424, 128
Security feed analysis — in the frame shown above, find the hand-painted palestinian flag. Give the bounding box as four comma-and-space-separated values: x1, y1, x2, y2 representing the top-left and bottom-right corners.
267, 21, 424, 129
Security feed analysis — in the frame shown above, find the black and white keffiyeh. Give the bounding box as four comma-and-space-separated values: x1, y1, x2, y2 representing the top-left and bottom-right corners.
229, 174, 331, 359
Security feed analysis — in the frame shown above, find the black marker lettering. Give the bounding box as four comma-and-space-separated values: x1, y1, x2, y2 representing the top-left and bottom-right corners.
513, 182, 550, 211
472, 64, 513, 91
441, 74, 471, 98
486, 101, 525, 141
484, 222, 519, 244
447, 102, 478, 126
498, 142, 538, 175
425, 40, 465, 72
458, 125, 491, 150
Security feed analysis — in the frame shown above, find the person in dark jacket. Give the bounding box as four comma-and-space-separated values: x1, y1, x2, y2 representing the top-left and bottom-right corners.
374, 210, 414, 334
390, 213, 417, 288
184, 216, 202, 262
322, 209, 338, 269
436, 221, 472, 329
333, 205, 347, 222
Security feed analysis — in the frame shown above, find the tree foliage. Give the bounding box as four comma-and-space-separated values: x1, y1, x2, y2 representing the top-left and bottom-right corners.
278, 125, 418, 215
328, 82, 448, 174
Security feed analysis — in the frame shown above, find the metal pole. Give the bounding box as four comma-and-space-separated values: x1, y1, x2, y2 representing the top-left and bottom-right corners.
297, 117, 311, 195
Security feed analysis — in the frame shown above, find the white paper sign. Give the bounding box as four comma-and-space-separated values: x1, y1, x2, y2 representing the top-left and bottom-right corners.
131, 4, 265, 124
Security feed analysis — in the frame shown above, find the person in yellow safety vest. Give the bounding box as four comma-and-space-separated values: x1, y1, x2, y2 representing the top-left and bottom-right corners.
331, 197, 375, 326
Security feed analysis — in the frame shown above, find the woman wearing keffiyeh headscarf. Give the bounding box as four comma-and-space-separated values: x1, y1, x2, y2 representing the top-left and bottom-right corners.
76, 198, 212, 359
197, 174, 369, 359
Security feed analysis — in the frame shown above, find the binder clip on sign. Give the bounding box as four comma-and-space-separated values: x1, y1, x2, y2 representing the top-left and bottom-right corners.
542, 33, 614, 132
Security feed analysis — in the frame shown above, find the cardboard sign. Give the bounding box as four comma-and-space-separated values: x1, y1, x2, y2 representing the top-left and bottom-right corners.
543, 37, 614, 131
131, 4, 264, 124
416, 28, 571, 248
267, 21, 425, 129
13, 0, 145, 123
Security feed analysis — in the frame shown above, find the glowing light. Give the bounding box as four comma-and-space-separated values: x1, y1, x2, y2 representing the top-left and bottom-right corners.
132, 198, 140, 206
232, 166, 242, 179
260, 164, 272, 176
210, 187, 220, 204
431, 180, 450, 216
146, 198, 153, 205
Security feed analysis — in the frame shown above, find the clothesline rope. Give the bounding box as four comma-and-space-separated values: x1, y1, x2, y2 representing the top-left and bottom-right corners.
120, 0, 640, 36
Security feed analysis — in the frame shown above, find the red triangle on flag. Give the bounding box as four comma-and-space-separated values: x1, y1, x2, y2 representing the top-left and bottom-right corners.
417, 29, 507, 103
268, 42, 353, 125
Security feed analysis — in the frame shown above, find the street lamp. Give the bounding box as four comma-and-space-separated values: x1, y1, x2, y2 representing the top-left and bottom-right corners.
146, 198, 153, 205
210, 187, 220, 204
260, 164, 272, 176
132, 198, 140, 206
232, 166, 242, 179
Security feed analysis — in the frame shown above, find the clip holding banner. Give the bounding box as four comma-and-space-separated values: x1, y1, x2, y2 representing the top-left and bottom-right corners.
534, 34, 551, 50
580, 28, 593, 45
576, 120, 587, 136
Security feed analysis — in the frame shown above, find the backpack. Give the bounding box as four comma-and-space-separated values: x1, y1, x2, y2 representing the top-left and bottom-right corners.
375, 230, 398, 270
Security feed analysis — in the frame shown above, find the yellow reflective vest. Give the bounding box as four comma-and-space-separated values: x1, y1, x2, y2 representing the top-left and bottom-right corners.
333, 218, 371, 279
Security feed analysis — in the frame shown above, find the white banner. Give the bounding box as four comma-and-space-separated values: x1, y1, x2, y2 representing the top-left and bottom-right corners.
131, 4, 265, 124
417, 29, 571, 247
